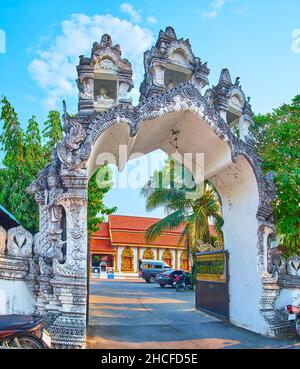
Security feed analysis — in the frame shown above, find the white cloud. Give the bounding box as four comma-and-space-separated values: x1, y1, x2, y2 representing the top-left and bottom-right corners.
120, 3, 141, 23
146, 16, 157, 25
0, 29, 6, 54
291, 29, 300, 54
202, 0, 229, 19
28, 13, 153, 109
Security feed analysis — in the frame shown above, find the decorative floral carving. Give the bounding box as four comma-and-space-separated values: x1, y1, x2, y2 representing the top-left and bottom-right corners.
78, 77, 93, 100
39, 257, 53, 276
69, 203, 84, 241
7, 226, 33, 258
287, 256, 300, 277
53, 258, 85, 278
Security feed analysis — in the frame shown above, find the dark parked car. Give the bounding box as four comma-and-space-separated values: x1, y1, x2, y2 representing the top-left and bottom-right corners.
156, 269, 186, 288
139, 260, 171, 283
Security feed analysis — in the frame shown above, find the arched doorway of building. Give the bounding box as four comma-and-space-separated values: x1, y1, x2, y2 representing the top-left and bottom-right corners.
162, 250, 173, 268
121, 247, 134, 273
180, 251, 190, 272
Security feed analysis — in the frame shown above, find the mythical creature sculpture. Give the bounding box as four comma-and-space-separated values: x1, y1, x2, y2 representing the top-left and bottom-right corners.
267, 247, 286, 276
57, 119, 91, 172
26, 166, 48, 204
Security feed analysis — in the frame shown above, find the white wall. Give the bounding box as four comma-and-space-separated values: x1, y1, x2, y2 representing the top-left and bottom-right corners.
276, 287, 300, 310
133, 247, 138, 272
140, 247, 147, 260
117, 246, 124, 273
169, 249, 176, 268
0, 280, 35, 315
211, 156, 270, 335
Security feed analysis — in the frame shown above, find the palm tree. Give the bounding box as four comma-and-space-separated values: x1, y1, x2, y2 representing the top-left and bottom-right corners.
141, 159, 224, 263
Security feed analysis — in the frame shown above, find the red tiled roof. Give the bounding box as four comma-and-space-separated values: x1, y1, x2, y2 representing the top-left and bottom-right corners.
90, 222, 115, 253
108, 215, 185, 234
90, 215, 219, 251
110, 230, 184, 247
90, 238, 115, 253
92, 222, 110, 238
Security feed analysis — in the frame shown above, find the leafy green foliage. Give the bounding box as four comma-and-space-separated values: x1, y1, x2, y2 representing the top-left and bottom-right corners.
252, 96, 300, 255
87, 166, 117, 239
0, 97, 24, 170
42, 111, 63, 160
0, 97, 115, 236
0, 98, 60, 233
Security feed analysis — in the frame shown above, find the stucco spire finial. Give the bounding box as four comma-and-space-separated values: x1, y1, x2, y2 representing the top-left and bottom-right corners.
62, 100, 67, 115
100, 34, 112, 48
62, 100, 70, 125
219, 68, 232, 85
165, 26, 177, 40
235, 77, 240, 86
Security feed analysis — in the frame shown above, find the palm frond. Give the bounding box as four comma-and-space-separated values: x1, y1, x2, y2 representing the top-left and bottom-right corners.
144, 187, 188, 212
145, 209, 185, 242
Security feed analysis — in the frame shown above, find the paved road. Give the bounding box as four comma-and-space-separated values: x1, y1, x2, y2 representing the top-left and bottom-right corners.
87, 280, 300, 349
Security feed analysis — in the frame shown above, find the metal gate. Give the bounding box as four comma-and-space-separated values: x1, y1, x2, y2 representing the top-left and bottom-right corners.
195, 250, 229, 320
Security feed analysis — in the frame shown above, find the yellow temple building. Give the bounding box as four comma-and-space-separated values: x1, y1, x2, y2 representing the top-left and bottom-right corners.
90, 215, 191, 278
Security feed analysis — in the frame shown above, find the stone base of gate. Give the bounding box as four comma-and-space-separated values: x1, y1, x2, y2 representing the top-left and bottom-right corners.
49, 314, 86, 349
260, 279, 292, 337
46, 275, 87, 349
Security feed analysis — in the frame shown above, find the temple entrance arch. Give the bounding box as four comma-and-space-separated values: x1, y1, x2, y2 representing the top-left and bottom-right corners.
27, 27, 278, 348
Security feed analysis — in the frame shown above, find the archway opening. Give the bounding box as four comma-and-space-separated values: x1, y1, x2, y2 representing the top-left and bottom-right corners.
85, 108, 265, 341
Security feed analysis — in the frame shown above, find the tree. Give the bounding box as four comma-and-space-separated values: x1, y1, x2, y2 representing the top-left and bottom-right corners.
0, 97, 116, 236
42, 110, 63, 159
0, 100, 48, 233
0, 97, 31, 228
0, 97, 24, 172
88, 165, 117, 239
141, 158, 224, 268
25, 115, 47, 176
251, 96, 300, 256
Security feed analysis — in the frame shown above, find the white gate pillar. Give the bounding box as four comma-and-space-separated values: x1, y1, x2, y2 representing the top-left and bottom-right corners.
49, 180, 89, 348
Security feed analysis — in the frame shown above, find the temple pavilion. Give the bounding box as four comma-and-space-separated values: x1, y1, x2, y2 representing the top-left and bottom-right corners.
89, 215, 192, 278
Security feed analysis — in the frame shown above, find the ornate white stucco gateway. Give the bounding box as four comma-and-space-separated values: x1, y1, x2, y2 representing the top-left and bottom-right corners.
24, 27, 297, 348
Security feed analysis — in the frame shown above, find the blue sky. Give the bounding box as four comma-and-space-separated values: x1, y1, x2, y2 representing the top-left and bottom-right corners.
0, 0, 299, 218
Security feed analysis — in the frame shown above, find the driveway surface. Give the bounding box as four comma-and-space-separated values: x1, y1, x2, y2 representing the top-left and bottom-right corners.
87, 280, 300, 349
